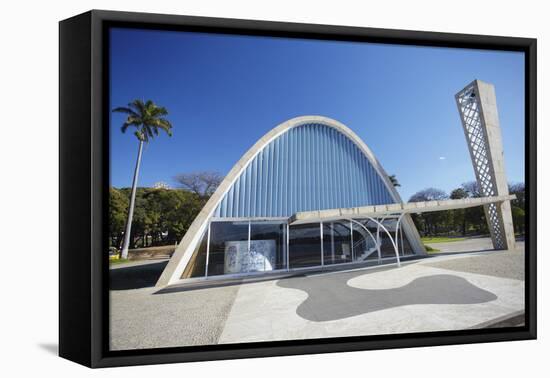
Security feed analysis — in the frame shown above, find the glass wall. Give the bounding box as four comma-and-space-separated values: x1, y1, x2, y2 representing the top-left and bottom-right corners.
289, 223, 322, 268
322, 222, 352, 265
350, 221, 379, 262
181, 216, 414, 280
206, 220, 287, 276
397, 229, 413, 256
249, 221, 287, 271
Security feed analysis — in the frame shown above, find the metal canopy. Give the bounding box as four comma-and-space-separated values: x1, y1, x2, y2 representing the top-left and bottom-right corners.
289, 195, 516, 225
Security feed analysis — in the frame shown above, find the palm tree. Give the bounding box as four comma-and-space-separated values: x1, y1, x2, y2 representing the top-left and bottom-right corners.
113, 100, 173, 259
389, 174, 401, 187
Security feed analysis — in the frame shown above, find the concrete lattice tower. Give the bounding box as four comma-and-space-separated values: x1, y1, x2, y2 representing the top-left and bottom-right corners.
455, 80, 516, 251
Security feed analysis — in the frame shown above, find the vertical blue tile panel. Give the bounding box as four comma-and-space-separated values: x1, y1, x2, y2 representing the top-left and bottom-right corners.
215, 123, 397, 217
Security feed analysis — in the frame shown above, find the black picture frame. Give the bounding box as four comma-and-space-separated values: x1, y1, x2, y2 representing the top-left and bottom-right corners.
59, 9, 537, 368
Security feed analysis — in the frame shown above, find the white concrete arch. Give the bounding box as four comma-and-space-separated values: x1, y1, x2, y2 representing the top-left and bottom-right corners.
156, 115, 425, 287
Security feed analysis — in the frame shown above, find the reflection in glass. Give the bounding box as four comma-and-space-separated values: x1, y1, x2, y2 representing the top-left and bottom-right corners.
350, 221, 379, 262
208, 221, 249, 276
289, 223, 322, 268
183, 216, 415, 280
354, 218, 413, 258
249, 221, 287, 271
322, 222, 352, 265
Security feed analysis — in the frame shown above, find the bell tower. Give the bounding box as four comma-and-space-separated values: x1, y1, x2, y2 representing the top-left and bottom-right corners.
455, 80, 516, 250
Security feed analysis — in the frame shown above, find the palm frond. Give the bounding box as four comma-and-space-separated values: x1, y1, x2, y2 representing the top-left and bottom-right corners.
131, 100, 146, 115
112, 106, 138, 118
113, 99, 174, 141
150, 106, 168, 117
120, 115, 143, 133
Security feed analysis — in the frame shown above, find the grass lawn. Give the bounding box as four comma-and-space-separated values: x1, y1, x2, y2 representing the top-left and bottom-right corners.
424, 244, 441, 254
109, 258, 130, 265
421, 236, 467, 244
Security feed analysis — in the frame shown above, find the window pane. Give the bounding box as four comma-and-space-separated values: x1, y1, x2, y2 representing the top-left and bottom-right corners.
378, 219, 401, 258
351, 222, 379, 262
208, 221, 249, 276
398, 229, 413, 255
289, 223, 322, 268
249, 221, 287, 271
322, 222, 352, 265
356, 218, 404, 258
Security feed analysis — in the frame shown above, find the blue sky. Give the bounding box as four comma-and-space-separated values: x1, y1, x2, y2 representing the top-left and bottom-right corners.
109, 27, 525, 201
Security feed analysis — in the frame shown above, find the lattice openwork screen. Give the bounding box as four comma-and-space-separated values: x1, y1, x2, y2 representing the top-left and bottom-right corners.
456, 84, 506, 249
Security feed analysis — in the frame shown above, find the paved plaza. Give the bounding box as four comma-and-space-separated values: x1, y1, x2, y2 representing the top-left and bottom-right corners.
109, 237, 525, 350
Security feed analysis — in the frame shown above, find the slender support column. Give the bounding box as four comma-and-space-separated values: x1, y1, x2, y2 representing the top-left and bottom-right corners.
205, 222, 211, 277
376, 219, 381, 262
286, 223, 290, 271
247, 221, 251, 252
400, 224, 404, 256
395, 214, 405, 261
320, 222, 324, 266
376, 216, 389, 262
350, 220, 354, 261
330, 222, 335, 264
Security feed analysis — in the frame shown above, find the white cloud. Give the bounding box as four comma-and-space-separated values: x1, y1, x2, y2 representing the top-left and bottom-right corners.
439, 156, 446, 160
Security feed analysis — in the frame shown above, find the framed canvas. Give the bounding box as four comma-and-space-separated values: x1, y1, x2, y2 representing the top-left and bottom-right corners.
59, 10, 537, 368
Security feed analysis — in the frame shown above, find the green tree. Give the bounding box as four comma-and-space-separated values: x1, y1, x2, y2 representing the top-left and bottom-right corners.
450, 187, 468, 236
109, 187, 211, 249
509, 182, 525, 210
112, 100, 173, 258
461, 181, 487, 234
409, 188, 448, 236
509, 182, 525, 235
511, 206, 525, 235
109, 187, 128, 249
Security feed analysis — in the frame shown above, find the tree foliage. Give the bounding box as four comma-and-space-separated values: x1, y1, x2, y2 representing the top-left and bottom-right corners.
109, 187, 206, 249
113, 99, 173, 142
109, 187, 129, 248
408, 182, 525, 237
509, 182, 526, 234
109, 171, 222, 250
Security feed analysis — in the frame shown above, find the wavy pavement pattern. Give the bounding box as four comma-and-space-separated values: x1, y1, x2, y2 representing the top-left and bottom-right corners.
276, 274, 497, 322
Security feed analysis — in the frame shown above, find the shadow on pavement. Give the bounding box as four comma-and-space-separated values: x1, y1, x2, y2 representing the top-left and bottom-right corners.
109, 261, 168, 290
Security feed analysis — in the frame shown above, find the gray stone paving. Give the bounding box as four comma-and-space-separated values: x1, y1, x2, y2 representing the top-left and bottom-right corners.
109, 260, 240, 350
277, 273, 497, 322
110, 285, 239, 350
425, 249, 525, 281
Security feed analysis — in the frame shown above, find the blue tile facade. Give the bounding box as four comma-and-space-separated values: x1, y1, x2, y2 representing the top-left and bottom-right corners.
214, 123, 395, 218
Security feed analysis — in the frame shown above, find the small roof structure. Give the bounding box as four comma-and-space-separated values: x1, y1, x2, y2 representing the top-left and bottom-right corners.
289, 195, 516, 225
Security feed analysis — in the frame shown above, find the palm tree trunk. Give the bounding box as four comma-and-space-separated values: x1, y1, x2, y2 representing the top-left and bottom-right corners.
120, 140, 144, 259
